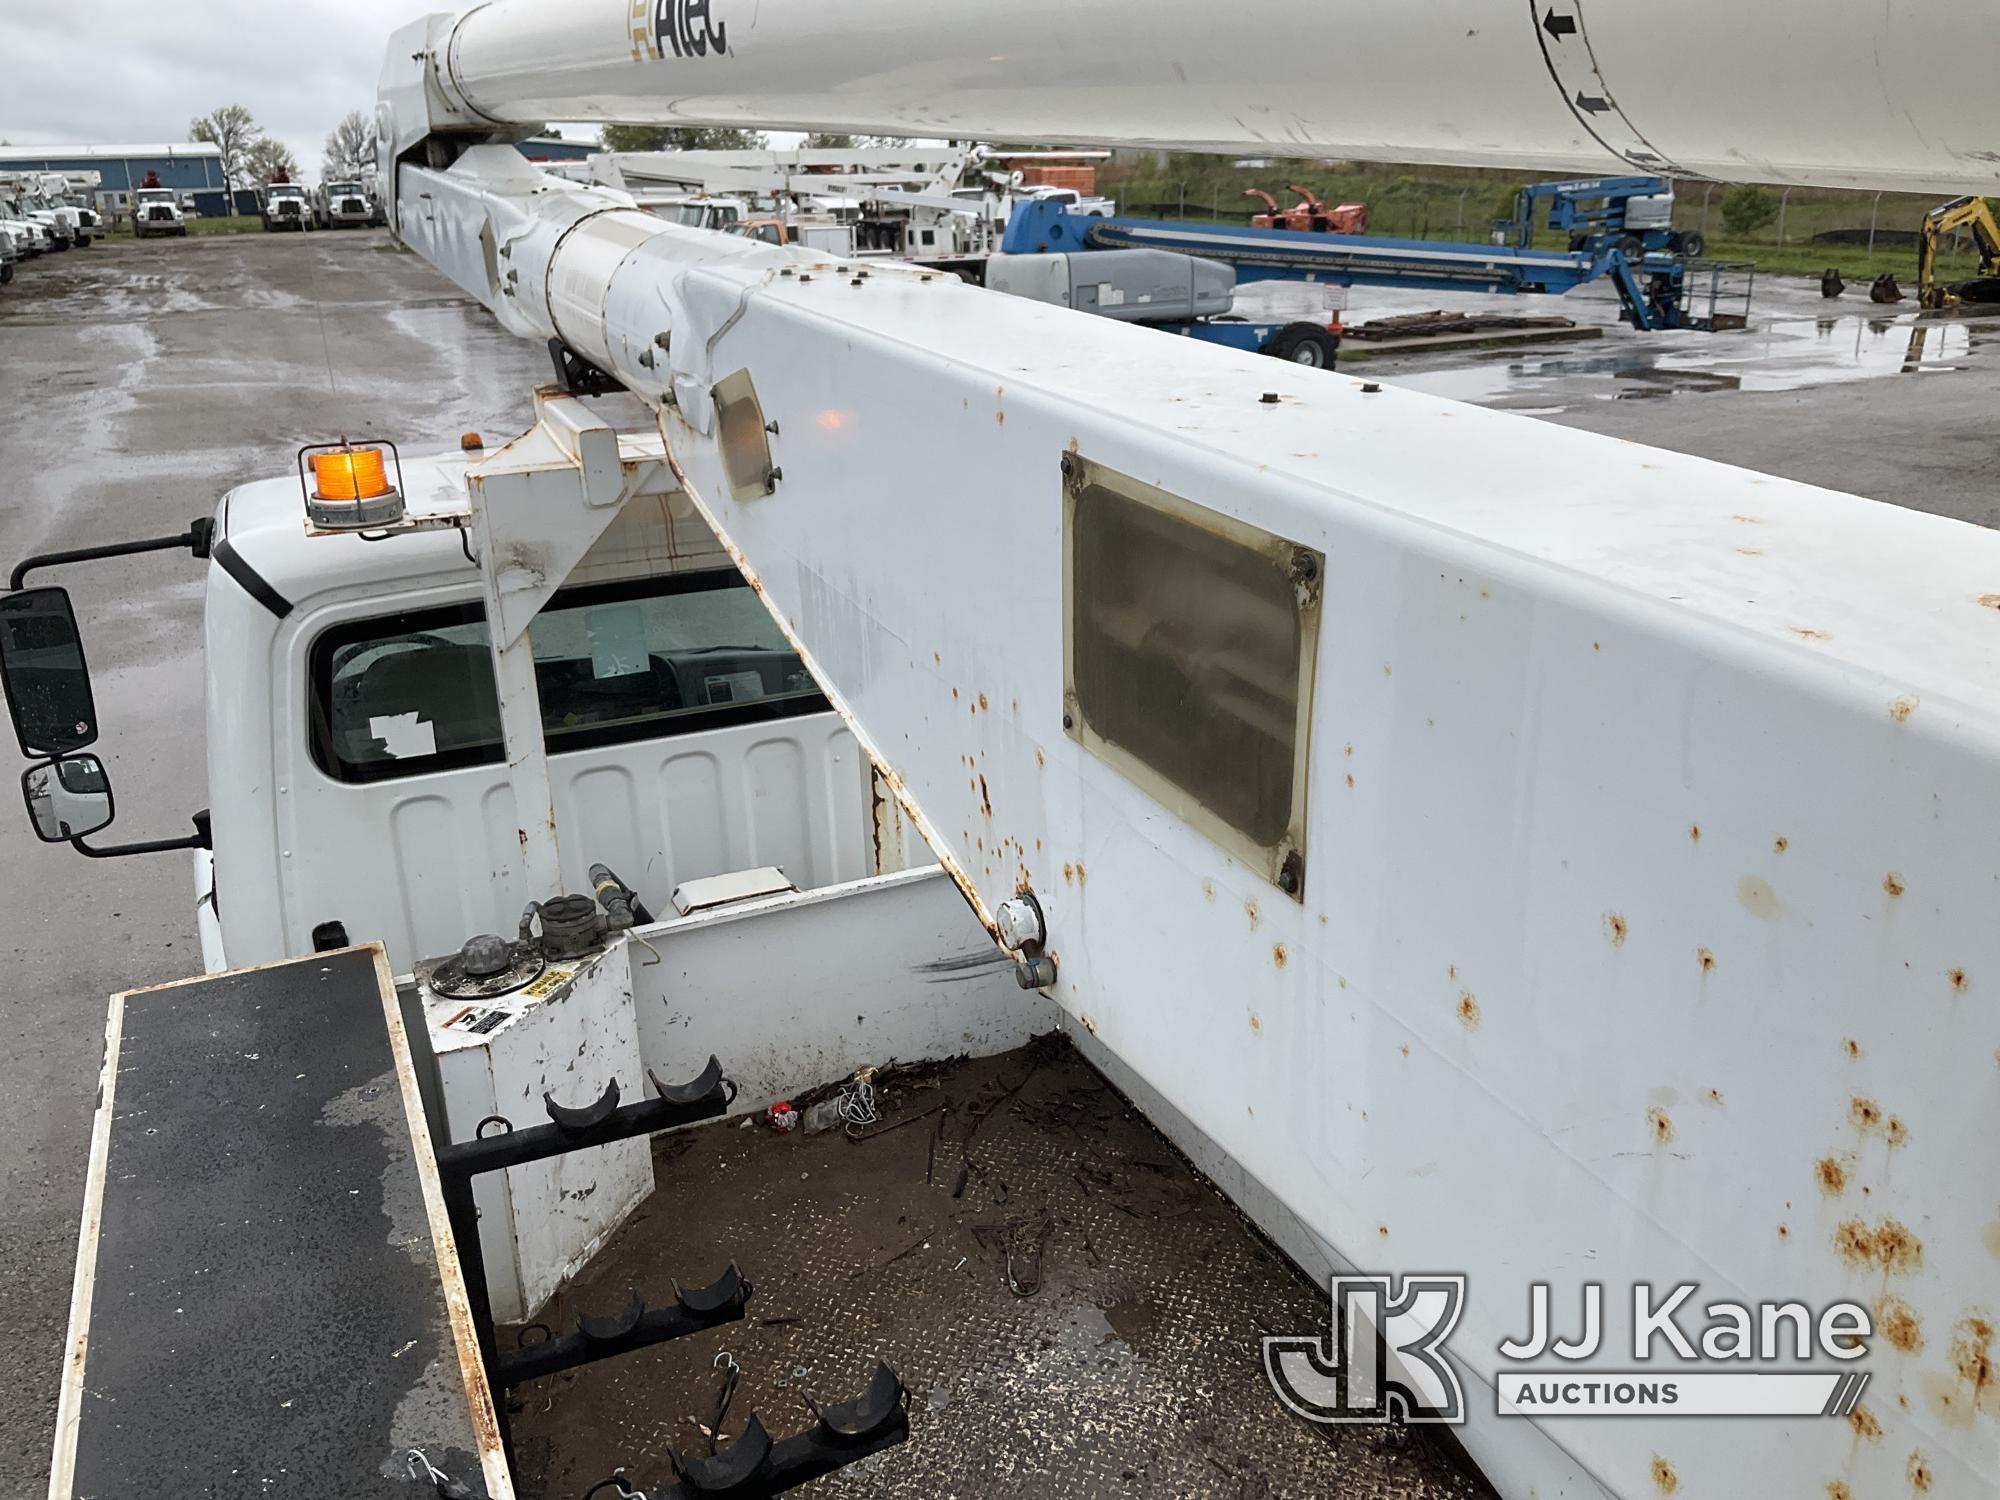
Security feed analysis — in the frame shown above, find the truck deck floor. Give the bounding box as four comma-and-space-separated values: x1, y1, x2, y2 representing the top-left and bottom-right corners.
505, 1035, 1488, 1499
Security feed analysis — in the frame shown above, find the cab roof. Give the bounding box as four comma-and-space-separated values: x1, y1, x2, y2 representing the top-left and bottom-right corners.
217, 445, 732, 612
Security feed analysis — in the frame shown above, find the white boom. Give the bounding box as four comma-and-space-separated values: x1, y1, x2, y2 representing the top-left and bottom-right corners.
384, 0, 2000, 194
378, 10, 2000, 1500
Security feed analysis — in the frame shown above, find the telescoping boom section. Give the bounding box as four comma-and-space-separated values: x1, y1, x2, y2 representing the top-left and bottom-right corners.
374, 7, 2000, 1498
388, 0, 2000, 194
370, 149, 2000, 1500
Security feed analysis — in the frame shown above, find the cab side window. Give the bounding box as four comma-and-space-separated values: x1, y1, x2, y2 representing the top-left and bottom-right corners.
308, 571, 828, 784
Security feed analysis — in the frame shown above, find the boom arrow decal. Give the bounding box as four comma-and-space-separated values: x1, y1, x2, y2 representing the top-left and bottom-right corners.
1528, 0, 1682, 173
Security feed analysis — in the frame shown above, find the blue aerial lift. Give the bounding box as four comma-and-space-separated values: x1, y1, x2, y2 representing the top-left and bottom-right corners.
995, 176, 1714, 359
1510, 175, 1705, 259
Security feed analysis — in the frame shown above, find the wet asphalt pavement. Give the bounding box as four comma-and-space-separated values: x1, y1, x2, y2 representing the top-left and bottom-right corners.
1240, 274, 2000, 528
0, 230, 546, 1491
1, 232, 1997, 1494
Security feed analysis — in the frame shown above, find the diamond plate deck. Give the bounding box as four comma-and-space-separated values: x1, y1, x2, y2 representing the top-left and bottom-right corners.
505, 1035, 1492, 1499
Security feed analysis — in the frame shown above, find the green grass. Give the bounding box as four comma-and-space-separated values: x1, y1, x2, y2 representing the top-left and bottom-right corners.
1100, 155, 1991, 287
105, 214, 268, 239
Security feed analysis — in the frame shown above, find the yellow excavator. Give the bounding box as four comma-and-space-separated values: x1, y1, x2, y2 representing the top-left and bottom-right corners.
1917, 194, 2000, 308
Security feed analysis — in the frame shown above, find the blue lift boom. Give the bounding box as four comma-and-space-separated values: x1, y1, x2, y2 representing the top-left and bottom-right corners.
1001, 188, 1699, 341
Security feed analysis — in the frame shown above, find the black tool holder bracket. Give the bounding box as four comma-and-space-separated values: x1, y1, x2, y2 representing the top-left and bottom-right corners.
575, 1362, 910, 1500
432, 1055, 911, 1498
435, 1056, 744, 1401
662, 1360, 911, 1498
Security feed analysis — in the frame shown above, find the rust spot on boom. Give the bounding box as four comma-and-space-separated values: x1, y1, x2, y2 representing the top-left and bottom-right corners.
1950, 1315, 1995, 1405
1878, 1297, 1924, 1353
1835, 1218, 1923, 1275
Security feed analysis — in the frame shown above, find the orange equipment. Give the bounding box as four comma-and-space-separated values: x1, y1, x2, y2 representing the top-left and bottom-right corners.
1244, 185, 1368, 235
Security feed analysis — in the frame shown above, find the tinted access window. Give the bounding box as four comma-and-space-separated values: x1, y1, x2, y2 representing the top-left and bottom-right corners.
309, 573, 828, 783
1063, 455, 1323, 898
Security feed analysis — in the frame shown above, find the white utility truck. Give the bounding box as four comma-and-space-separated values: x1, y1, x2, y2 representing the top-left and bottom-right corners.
21, 2, 2000, 1499
0, 173, 73, 250
0, 191, 43, 262
262, 180, 314, 231
130, 185, 188, 238
316, 177, 377, 228
40, 172, 101, 245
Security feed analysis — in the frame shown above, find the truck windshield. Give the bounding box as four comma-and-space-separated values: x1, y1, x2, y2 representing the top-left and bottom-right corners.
308, 571, 828, 783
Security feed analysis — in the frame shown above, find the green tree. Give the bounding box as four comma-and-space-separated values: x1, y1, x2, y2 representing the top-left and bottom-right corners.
191, 104, 262, 192
244, 138, 299, 188
804, 132, 857, 150
599, 124, 765, 152
1719, 184, 1778, 237
322, 111, 376, 181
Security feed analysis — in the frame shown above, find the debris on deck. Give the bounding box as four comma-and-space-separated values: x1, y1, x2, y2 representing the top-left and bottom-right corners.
504, 1035, 1492, 1499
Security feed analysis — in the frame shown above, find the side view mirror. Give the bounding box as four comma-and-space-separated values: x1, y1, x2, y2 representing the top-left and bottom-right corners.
22, 752, 114, 843
0, 586, 98, 755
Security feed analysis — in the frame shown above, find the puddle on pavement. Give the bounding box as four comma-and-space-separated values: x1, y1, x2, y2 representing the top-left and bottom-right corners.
1374, 312, 1994, 410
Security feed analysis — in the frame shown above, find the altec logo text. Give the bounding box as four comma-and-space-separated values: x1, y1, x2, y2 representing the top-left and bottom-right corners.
1264, 1277, 1875, 1423
654, 0, 727, 58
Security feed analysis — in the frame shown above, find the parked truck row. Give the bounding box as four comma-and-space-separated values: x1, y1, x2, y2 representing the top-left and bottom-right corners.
11, 169, 387, 253
0, 171, 102, 282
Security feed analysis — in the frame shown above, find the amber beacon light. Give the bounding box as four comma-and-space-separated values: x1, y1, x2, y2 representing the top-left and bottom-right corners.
298, 439, 407, 529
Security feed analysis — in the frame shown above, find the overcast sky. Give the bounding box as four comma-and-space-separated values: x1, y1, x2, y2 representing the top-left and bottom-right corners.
2, 0, 580, 182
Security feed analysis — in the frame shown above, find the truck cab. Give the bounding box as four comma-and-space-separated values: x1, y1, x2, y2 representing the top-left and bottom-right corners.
261, 181, 312, 231
315, 179, 375, 228
132, 186, 188, 238
0, 175, 73, 250
3, 423, 892, 976
642, 195, 744, 232
0, 194, 41, 261
39, 172, 99, 245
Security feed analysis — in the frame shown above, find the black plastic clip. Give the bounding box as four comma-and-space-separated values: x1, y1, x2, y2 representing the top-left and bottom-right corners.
494, 1265, 751, 1388
649, 1055, 731, 1108
577, 1290, 647, 1344
659, 1362, 909, 1497
545, 1078, 621, 1132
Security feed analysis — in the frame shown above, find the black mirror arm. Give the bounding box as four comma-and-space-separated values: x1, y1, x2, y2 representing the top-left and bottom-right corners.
10, 519, 214, 591
71, 809, 211, 860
